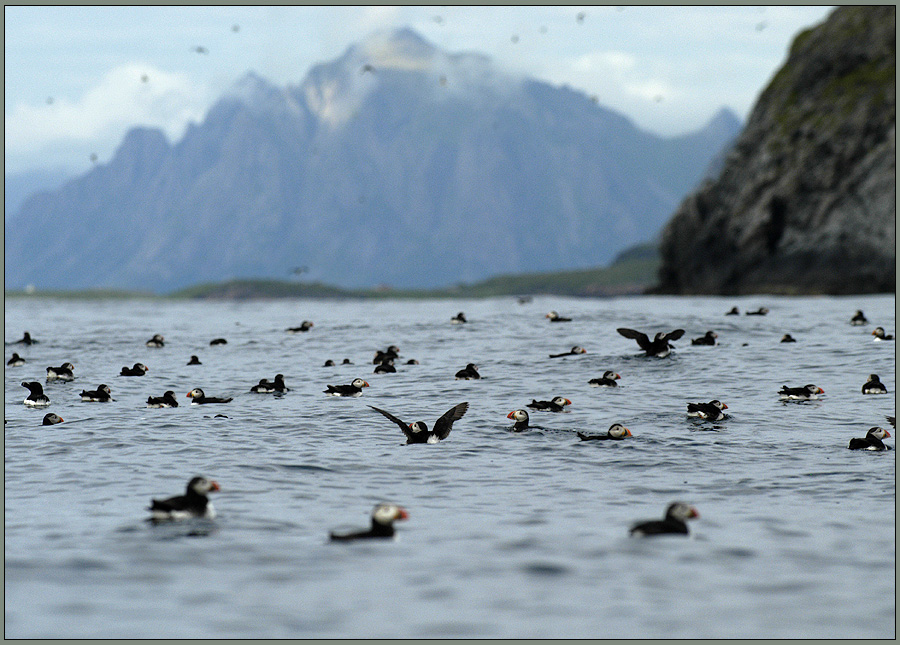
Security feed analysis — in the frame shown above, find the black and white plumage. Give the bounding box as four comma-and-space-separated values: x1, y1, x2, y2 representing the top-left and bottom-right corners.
368, 402, 468, 444
21, 381, 50, 407
324, 378, 369, 397
848, 426, 892, 451
687, 400, 728, 420
630, 502, 699, 537
42, 413, 64, 426
329, 503, 409, 541
147, 391, 179, 408
455, 363, 481, 380
577, 423, 632, 441
617, 328, 685, 357
589, 371, 621, 387
374, 360, 396, 374
872, 327, 894, 341
210, 338, 227, 345
780, 334, 797, 343
46, 362, 75, 381
186, 388, 232, 404
850, 310, 868, 325
691, 331, 718, 345
146, 334, 165, 347
7, 353, 25, 366
746, 307, 769, 316
451, 312, 467, 324
861, 374, 888, 395
80, 384, 112, 402
120, 363, 149, 376
148, 476, 220, 521
527, 396, 572, 412
549, 346, 587, 358
286, 321, 314, 333
373, 346, 400, 364
507, 409, 531, 432
187, 355, 202, 365
545, 310, 572, 322
779, 384, 824, 400
250, 379, 275, 393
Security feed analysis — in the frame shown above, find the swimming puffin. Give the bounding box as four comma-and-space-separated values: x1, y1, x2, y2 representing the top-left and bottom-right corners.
725, 307, 739, 315
7, 353, 25, 366
617, 328, 685, 357
778, 384, 824, 400
577, 423, 632, 441
250, 379, 275, 393
589, 371, 621, 387
286, 321, 314, 333
329, 503, 409, 541
21, 381, 50, 407
271, 374, 289, 392
861, 374, 887, 394
42, 413, 64, 426
373, 346, 400, 364
872, 327, 894, 341
451, 312, 467, 324
148, 476, 220, 521
368, 402, 468, 444
850, 310, 868, 325
507, 409, 531, 432
11, 331, 36, 345
146, 334, 165, 347
147, 391, 179, 407
374, 360, 396, 374
527, 396, 572, 412
120, 363, 149, 376
630, 502, 699, 537
187, 355, 201, 365
848, 426, 892, 451
546, 311, 572, 322
80, 384, 113, 402
691, 331, 718, 346
323, 359, 336, 367
455, 363, 481, 380
343, 358, 354, 365
210, 338, 227, 345
687, 400, 728, 420
324, 378, 369, 397
780, 334, 797, 343
186, 388, 233, 404
549, 346, 587, 358
746, 307, 769, 316
46, 362, 75, 381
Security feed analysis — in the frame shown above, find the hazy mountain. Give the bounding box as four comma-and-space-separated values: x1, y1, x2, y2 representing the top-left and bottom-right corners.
5, 28, 740, 292
4, 168, 73, 222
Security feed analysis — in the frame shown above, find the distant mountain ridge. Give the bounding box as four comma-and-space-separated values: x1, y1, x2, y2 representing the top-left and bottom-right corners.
5, 28, 740, 292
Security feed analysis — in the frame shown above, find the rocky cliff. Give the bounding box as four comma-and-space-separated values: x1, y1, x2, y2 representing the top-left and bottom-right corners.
655, 6, 895, 295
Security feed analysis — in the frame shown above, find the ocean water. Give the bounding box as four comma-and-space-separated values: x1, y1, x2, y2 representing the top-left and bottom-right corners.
4, 294, 895, 638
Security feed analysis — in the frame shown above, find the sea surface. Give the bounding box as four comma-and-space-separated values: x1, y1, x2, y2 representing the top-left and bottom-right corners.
4, 294, 895, 638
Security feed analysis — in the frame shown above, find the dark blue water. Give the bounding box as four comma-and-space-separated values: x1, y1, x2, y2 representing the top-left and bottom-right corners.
4, 294, 895, 638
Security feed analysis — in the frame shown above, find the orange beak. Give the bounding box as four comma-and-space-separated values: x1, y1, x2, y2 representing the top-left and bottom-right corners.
817, 387, 824, 394
722, 403, 728, 409
397, 508, 409, 520
209, 481, 221, 492
689, 507, 700, 518
884, 429, 892, 438
363, 381, 370, 387
506, 411, 516, 419
564, 399, 572, 405
615, 374, 622, 379
624, 427, 632, 436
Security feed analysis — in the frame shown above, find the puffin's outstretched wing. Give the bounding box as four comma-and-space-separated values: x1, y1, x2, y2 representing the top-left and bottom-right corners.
432, 402, 469, 440
368, 405, 415, 441
616, 328, 651, 351
663, 329, 686, 342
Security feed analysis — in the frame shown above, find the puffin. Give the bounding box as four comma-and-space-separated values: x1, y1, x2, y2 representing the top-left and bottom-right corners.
725, 307, 740, 316
323, 359, 336, 367
120, 363, 149, 376
146, 334, 165, 347
577, 423, 632, 441
687, 400, 728, 420
691, 331, 718, 346
42, 412, 65, 426
272, 374, 289, 392
250, 379, 275, 393
527, 396, 572, 412
746, 307, 769, 316
549, 346, 587, 358
451, 312, 467, 324
21, 381, 51, 407
374, 360, 396, 374
630, 502, 699, 537
46, 362, 75, 381
343, 358, 354, 365
286, 321, 314, 333
7, 353, 25, 366
373, 346, 400, 364
589, 371, 621, 387
324, 378, 369, 397
617, 328, 685, 357
848, 426, 892, 451
11, 331, 36, 345
187, 355, 202, 365
147, 391, 179, 408
80, 384, 113, 402
186, 388, 233, 404
506, 409, 531, 432
778, 384, 824, 400
872, 327, 894, 341
861, 374, 888, 395
329, 503, 409, 541
455, 363, 481, 380
546, 311, 572, 322
368, 402, 468, 444
780, 334, 797, 343
148, 476, 220, 521
209, 338, 228, 345
850, 310, 868, 325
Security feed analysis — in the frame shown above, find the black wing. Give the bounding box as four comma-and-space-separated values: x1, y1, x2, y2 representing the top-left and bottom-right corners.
432, 402, 469, 440
368, 405, 414, 441
663, 329, 685, 342
616, 328, 651, 351
149, 494, 185, 512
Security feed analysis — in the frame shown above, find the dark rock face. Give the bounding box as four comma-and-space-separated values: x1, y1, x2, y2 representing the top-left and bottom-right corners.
656, 6, 895, 295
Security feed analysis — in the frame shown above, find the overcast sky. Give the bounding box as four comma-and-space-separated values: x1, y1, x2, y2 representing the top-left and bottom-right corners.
5, 5, 836, 176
